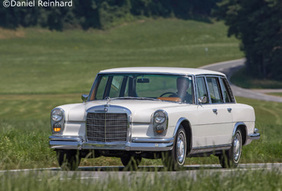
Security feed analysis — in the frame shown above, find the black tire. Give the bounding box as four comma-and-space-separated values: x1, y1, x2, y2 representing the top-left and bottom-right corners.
57, 150, 81, 171
121, 155, 142, 170
219, 129, 242, 168
162, 126, 187, 171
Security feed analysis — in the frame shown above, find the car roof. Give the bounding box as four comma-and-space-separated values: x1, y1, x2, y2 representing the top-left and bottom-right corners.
99, 67, 225, 77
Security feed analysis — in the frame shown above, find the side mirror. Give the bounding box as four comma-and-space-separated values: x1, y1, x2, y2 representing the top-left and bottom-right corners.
81, 94, 89, 102
198, 96, 207, 104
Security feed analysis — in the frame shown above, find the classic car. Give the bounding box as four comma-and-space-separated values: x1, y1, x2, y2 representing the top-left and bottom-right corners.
49, 67, 260, 170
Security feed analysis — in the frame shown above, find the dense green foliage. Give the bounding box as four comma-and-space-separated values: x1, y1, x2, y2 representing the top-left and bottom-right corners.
0, 0, 220, 30
215, 0, 282, 80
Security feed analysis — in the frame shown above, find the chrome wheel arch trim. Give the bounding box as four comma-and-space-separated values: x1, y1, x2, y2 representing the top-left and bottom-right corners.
173, 117, 190, 138
232, 122, 247, 145
172, 117, 192, 153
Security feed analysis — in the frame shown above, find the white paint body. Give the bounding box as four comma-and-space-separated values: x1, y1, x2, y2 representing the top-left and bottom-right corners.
50, 67, 256, 154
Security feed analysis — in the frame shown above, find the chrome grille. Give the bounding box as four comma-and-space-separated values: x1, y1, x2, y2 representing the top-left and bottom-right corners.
86, 113, 128, 142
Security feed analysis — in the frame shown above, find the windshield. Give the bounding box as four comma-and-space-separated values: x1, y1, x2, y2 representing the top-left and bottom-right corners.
89, 74, 194, 104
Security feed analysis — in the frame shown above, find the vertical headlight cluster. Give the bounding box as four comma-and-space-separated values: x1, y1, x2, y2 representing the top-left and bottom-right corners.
153, 110, 168, 134
51, 108, 65, 134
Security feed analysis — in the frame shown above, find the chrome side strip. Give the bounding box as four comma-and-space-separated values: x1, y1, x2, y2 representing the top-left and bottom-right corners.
190, 144, 231, 154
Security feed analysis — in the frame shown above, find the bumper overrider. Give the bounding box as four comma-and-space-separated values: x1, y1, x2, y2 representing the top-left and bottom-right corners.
248, 128, 260, 140
49, 136, 174, 151
245, 128, 260, 145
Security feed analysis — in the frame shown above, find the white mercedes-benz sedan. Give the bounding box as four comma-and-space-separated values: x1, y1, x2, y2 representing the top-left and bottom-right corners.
49, 67, 260, 170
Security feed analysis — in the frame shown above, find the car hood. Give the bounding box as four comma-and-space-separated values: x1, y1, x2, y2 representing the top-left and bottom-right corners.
58, 99, 184, 123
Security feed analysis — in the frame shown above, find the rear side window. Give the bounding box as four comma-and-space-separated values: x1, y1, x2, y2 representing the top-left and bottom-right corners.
206, 77, 223, 103
221, 78, 235, 103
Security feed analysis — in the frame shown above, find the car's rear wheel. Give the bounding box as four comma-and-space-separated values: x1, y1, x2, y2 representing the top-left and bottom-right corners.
121, 155, 142, 170
162, 126, 187, 170
219, 129, 242, 168
57, 150, 81, 171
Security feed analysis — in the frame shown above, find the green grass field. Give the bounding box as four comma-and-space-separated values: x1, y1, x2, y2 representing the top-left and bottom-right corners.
0, 19, 281, 172
1, 170, 281, 191
268, 93, 282, 97
0, 19, 242, 94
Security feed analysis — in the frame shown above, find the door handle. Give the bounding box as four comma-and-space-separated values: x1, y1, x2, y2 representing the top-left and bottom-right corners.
227, 108, 232, 113
212, 109, 218, 114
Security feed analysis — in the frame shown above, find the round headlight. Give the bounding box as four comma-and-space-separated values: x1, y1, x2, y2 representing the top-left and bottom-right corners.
154, 110, 167, 124
51, 109, 64, 122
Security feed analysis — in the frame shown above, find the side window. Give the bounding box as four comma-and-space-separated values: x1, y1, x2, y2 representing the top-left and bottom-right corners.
221, 78, 235, 103
196, 77, 208, 104
206, 77, 223, 103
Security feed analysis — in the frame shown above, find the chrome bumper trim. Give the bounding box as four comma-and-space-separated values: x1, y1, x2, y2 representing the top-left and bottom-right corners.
248, 132, 260, 140
245, 128, 260, 145
49, 136, 173, 151
132, 137, 174, 143
248, 128, 260, 140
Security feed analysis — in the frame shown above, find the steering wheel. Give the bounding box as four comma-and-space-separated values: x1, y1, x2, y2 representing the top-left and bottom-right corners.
159, 92, 178, 97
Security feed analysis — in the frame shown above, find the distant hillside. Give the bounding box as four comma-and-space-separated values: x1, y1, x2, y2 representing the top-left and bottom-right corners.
0, 19, 242, 94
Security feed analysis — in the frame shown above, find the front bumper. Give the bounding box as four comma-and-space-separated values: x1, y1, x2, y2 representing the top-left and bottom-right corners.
49, 136, 174, 151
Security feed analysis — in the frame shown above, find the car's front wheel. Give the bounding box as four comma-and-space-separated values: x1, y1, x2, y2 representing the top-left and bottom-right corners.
162, 126, 187, 170
219, 128, 242, 168
57, 150, 81, 171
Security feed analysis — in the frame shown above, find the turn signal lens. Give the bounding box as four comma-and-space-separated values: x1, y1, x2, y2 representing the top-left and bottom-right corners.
53, 123, 62, 132
54, 128, 61, 132
156, 125, 165, 134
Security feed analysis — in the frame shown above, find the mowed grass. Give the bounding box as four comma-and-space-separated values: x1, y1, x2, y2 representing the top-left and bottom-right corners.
0, 19, 242, 94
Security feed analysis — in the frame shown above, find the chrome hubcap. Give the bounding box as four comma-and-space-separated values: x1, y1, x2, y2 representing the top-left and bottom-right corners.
176, 133, 186, 164
233, 132, 241, 162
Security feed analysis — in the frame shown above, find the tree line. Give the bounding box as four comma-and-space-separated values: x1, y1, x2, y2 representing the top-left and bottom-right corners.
0, 0, 220, 30
215, 0, 282, 80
